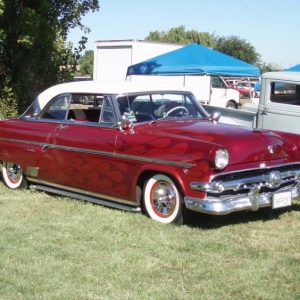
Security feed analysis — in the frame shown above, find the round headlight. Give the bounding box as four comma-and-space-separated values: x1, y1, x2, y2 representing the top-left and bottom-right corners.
215, 148, 229, 169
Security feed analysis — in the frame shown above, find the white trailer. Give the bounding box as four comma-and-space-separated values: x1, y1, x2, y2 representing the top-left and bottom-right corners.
93, 40, 241, 109
93, 40, 182, 81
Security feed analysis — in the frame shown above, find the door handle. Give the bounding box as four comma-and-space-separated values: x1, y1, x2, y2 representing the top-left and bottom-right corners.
57, 124, 69, 130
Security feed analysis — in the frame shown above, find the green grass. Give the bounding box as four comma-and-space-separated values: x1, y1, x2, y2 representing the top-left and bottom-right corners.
0, 183, 300, 300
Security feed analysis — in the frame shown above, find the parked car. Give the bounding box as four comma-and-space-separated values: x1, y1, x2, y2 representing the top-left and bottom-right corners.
225, 79, 240, 89
233, 81, 260, 98
0, 80, 300, 224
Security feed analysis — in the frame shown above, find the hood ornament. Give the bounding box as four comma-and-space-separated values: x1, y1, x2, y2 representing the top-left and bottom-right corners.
268, 146, 274, 154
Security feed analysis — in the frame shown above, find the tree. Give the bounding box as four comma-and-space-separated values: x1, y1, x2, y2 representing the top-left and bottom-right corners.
256, 62, 282, 74
145, 25, 216, 48
145, 27, 262, 68
214, 35, 261, 65
0, 0, 99, 114
78, 50, 94, 77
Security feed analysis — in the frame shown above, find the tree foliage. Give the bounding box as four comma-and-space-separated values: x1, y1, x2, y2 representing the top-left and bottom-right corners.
145, 26, 262, 71
145, 26, 216, 48
214, 35, 261, 65
257, 62, 282, 73
0, 0, 99, 115
78, 50, 94, 77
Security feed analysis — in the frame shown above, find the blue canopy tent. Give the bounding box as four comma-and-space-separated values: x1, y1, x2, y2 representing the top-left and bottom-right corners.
285, 64, 300, 71
126, 43, 260, 77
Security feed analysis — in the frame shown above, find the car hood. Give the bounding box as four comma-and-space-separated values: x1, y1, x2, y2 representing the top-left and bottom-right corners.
138, 119, 297, 165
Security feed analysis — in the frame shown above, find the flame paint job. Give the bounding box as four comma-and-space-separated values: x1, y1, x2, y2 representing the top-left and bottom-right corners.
0, 115, 300, 204
0, 81, 300, 212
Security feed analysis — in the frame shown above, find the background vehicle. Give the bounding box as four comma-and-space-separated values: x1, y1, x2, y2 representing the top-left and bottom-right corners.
93, 40, 241, 109
225, 79, 240, 88
233, 81, 259, 98
204, 71, 300, 134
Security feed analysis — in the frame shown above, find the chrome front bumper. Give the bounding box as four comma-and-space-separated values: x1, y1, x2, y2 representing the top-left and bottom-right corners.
184, 181, 300, 215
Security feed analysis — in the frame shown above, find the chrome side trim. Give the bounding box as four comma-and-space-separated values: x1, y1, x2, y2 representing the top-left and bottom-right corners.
28, 177, 138, 208
0, 137, 194, 169
185, 181, 300, 215
0, 137, 45, 147
52, 145, 194, 168
29, 183, 141, 213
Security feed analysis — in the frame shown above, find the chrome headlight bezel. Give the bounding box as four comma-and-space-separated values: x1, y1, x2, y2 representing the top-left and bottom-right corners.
215, 148, 229, 170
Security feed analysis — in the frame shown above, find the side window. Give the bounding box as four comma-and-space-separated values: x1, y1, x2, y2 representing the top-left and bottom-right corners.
117, 95, 137, 123
270, 81, 300, 105
211, 77, 226, 88
39, 94, 71, 120
131, 95, 151, 114
99, 96, 115, 124
273, 82, 296, 95
21, 99, 41, 119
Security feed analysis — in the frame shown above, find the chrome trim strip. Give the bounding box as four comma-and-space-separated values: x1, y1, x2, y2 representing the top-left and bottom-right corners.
30, 184, 141, 213
0, 137, 45, 147
208, 162, 300, 182
185, 181, 300, 215
28, 177, 137, 208
0, 137, 194, 168
191, 169, 300, 193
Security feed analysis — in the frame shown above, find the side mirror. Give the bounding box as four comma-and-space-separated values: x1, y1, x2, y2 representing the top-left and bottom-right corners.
118, 115, 134, 132
210, 110, 221, 123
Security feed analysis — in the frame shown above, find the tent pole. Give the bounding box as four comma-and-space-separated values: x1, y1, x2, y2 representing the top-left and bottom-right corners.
208, 75, 211, 105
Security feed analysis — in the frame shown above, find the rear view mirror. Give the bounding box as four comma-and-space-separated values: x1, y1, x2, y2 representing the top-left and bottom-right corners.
210, 110, 221, 123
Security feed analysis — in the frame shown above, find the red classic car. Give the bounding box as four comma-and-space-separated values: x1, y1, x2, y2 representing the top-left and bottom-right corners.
233, 81, 259, 98
0, 81, 300, 224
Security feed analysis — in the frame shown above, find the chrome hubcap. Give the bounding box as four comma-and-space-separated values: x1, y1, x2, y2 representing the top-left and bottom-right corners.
6, 162, 22, 183
151, 181, 176, 217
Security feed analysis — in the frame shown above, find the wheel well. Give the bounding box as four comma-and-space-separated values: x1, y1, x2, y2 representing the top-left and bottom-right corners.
136, 170, 184, 207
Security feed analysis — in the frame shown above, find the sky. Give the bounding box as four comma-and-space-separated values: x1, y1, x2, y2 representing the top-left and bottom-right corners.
68, 0, 300, 69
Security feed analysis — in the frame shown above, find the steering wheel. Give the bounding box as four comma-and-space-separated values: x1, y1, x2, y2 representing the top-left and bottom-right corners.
163, 106, 189, 118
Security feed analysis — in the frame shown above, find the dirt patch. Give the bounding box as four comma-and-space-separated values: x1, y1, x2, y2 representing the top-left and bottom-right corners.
240, 98, 253, 107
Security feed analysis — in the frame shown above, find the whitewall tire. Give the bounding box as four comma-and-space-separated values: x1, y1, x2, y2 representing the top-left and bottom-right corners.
143, 174, 183, 225
2, 161, 27, 189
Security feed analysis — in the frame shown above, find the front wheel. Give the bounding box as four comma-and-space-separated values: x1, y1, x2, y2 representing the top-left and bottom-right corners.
226, 101, 237, 109
143, 174, 183, 225
2, 161, 27, 189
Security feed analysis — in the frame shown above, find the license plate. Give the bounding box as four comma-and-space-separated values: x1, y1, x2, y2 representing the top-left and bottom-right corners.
272, 191, 292, 209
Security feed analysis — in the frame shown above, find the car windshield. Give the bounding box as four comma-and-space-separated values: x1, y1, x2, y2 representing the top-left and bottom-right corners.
117, 92, 206, 122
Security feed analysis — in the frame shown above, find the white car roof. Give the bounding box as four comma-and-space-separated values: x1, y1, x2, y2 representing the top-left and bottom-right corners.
36, 80, 192, 109
262, 71, 300, 81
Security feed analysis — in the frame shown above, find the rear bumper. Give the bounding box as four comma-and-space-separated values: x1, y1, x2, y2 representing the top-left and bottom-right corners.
184, 181, 300, 215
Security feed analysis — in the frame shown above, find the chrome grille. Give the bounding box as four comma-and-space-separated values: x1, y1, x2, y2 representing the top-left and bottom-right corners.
191, 163, 300, 196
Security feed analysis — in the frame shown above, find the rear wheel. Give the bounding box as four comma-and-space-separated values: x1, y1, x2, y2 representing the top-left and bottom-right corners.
83, 96, 89, 105
226, 101, 237, 109
2, 161, 27, 189
143, 174, 183, 225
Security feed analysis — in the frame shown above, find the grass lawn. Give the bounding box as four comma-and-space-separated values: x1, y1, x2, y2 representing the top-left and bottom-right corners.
0, 183, 299, 300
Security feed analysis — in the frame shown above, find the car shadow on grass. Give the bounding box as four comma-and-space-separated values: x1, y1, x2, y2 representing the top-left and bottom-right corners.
183, 202, 300, 229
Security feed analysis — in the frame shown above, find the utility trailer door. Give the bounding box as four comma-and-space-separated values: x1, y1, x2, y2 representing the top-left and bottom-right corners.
94, 46, 132, 81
